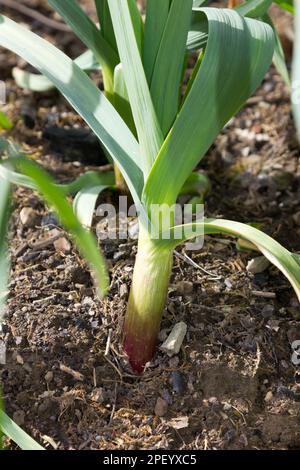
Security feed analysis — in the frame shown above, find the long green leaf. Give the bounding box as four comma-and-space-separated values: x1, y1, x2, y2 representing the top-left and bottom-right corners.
0, 174, 10, 323
113, 64, 136, 136
0, 159, 115, 196
187, 0, 272, 52
150, 0, 193, 136
161, 218, 300, 303
48, 0, 118, 91
95, 0, 117, 52
108, 0, 163, 177
0, 410, 44, 450
143, 8, 274, 211
0, 15, 143, 209
73, 172, 115, 228
292, 0, 300, 139
127, 0, 144, 55
144, 0, 170, 83
12, 49, 101, 93
14, 157, 109, 297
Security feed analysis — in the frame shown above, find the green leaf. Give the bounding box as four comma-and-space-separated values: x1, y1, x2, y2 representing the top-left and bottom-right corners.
186, 19, 208, 52
0, 14, 144, 209
12, 49, 101, 93
113, 64, 136, 136
48, 0, 118, 91
95, 0, 117, 52
0, 112, 12, 130
0, 410, 44, 450
1, 143, 115, 196
108, 0, 163, 177
15, 157, 109, 297
127, 0, 144, 55
143, 8, 274, 212
12, 67, 56, 92
144, 0, 170, 83
162, 218, 300, 302
263, 13, 290, 87
73, 172, 115, 228
293, 1, 300, 139
187, 0, 272, 52
0, 172, 10, 323
150, 0, 193, 136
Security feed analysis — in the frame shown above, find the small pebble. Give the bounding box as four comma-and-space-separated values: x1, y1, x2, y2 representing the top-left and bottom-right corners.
16, 354, 24, 365
90, 388, 105, 404
19, 207, 37, 227
161, 322, 187, 356
208, 396, 218, 405
54, 237, 71, 253
154, 397, 168, 417
223, 402, 232, 411
171, 371, 186, 395
247, 256, 270, 274
45, 371, 54, 383
224, 278, 233, 289
265, 391, 273, 402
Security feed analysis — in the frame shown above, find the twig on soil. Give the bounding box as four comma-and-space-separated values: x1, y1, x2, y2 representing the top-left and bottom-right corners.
59, 363, 84, 381
93, 367, 97, 388
103, 355, 123, 380
252, 342, 261, 377
29, 233, 62, 251
109, 383, 118, 425
252, 290, 276, 299
174, 250, 222, 280
104, 328, 113, 356
0, 0, 71, 32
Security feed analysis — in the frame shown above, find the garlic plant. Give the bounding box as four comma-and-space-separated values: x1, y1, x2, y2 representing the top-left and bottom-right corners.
1, 0, 300, 373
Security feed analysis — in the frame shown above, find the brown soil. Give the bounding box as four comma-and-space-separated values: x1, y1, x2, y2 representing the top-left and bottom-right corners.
1, 0, 300, 451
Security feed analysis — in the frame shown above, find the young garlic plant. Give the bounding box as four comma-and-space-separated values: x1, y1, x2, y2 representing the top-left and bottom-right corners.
1, 1, 300, 373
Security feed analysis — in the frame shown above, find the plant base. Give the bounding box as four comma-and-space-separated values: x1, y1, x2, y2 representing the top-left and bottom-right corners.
123, 230, 173, 374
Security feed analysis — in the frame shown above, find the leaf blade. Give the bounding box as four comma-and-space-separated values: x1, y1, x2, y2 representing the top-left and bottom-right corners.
15, 157, 109, 297
0, 411, 44, 450
144, 8, 274, 210
108, 0, 163, 176
144, 0, 170, 83
150, 0, 193, 136
0, 15, 144, 208
162, 218, 300, 302
48, 0, 118, 90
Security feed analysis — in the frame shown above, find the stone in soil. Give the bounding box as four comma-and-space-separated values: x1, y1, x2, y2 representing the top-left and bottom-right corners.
154, 397, 168, 417
160, 321, 187, 356
19, 207, 38, 227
